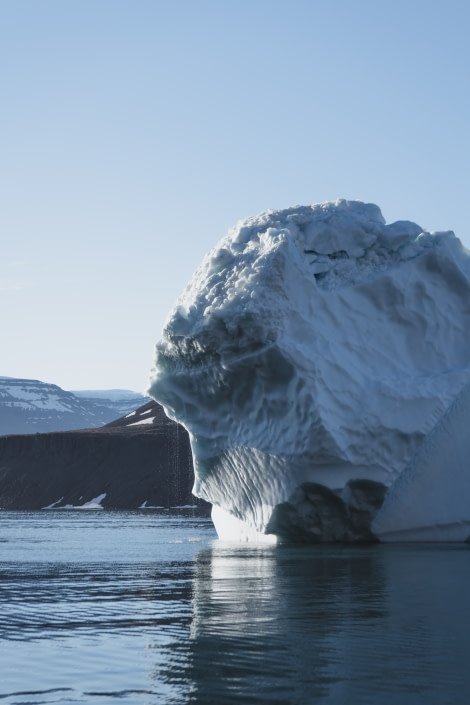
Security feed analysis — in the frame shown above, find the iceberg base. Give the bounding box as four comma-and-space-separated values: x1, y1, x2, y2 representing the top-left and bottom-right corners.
376, 522, 470, 543
211, 505, 278, 544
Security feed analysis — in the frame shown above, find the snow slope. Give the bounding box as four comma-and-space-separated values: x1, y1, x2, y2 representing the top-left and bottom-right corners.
0, 377, 147, 435
149, 200, 470, 541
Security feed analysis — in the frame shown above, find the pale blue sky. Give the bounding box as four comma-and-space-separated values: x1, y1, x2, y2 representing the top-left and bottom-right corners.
1, 0, 469, 391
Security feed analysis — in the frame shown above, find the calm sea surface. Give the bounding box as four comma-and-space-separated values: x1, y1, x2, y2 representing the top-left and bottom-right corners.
0, 510, 469, 705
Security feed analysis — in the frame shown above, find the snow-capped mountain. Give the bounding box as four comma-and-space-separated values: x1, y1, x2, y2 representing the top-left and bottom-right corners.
0, 377, 148, 435
71, 389, 150, 421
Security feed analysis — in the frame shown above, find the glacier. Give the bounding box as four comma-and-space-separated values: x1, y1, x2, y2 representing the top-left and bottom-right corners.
149, 200, 470, 542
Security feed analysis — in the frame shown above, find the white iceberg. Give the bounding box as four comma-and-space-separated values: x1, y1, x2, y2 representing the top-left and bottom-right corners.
149, 200, 470, 542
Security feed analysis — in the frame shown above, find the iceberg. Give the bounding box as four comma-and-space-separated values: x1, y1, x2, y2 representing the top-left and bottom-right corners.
149, 200, 470, 542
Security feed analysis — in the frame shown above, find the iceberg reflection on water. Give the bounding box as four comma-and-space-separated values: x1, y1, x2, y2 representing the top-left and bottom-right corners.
182, 542, 470, 704
1, 512, 469, 704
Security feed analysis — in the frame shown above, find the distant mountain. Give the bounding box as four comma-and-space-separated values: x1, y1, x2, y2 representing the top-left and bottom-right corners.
71, 389, 150, 422
0, 399, 210, 513
0, 377, 149, 435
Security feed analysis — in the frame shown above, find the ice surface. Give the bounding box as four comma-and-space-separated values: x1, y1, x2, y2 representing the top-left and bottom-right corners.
372, 379, 470, 541
148, 200, 470, 542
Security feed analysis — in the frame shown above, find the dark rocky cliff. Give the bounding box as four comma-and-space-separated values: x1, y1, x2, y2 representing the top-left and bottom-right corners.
0, 401, 210, 512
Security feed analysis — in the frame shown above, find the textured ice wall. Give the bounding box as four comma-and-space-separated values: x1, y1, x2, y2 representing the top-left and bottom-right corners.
149, 200, 470, 541
372, 378, 470, 541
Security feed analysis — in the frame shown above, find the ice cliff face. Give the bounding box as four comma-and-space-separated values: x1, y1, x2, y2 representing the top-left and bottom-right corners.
149, 200, 470, 542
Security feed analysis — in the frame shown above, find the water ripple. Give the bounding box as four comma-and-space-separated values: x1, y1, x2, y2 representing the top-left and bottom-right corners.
1, 512, 469, 704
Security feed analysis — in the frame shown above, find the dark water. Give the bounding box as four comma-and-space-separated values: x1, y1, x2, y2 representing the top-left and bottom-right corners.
0, 511, 469, 704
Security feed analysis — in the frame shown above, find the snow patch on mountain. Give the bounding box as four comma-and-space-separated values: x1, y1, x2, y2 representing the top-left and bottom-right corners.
0, 378, 148, 435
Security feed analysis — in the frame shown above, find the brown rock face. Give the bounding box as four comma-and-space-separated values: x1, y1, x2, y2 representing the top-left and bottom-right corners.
0, 401, 210, 513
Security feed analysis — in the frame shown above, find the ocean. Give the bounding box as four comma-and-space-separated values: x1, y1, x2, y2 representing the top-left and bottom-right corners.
1, 510, 469, 704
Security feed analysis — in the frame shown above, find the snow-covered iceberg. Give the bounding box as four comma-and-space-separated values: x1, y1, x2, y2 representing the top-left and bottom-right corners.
149, 200, 470, 542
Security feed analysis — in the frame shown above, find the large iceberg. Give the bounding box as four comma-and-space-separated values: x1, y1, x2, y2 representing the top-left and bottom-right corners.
149, 200, 470, 542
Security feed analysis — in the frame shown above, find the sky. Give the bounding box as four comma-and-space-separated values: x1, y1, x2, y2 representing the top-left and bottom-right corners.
1, 0, 469, 392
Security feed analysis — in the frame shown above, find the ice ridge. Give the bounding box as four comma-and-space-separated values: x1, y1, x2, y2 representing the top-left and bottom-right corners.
149, 199, 470, 542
